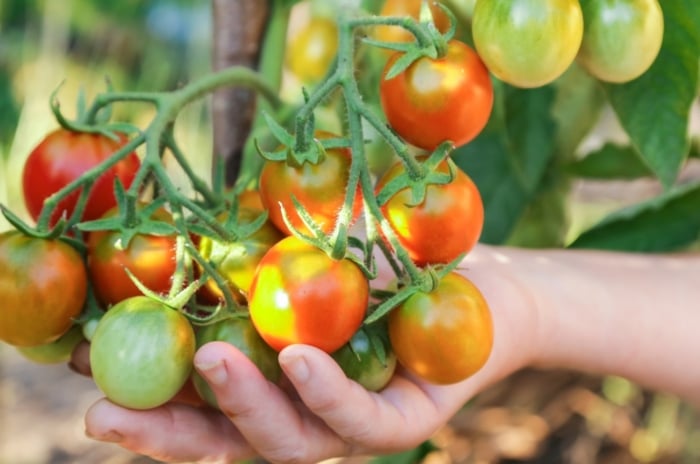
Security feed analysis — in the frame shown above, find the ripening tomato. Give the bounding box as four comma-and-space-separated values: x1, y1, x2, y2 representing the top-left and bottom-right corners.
0, 231, 87, 347
248, 236, 368, 353
472, 0, 584, 88
377, 157, 483, 266
388, 272, 493, 384
90, 296, 195, 410
577, 0, 664, 83
379, 40, 493, 150
259, 132, 361, 236
87, 205, 178, 307
286, 16, 339, 84
374, 0, 451, 45
22, 129, 140, 226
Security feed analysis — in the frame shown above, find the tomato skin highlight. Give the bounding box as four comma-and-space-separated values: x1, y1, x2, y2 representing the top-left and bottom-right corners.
0, 231, 87, 347
286, 16, 339, 84
90, 296, 196, 410
248, 236, 369, 353
472, 0, 584, 88
388, 272, 493, 385
377, 158, 484, 266
380, 40, 493, 150
22, 129, 140, 226
577, 0, 664, 83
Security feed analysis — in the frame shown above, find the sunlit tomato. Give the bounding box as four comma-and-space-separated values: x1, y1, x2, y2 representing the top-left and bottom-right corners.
374, 0, 450, 45
388, 272, 493, 384
0, 231, 87, 347
472, 0, 584, 88
86, 205, 178, 307
197, 208, 284, 302
90, 296, 195, 410
192, 316, 281, 408
379, 40, 493, 150
22, 129, 140, 226
286, 16, 338, 84
16, 325, 85, 364
237, 189, 264, 211
377, 157, 483, 266
331, 323, 397, 392
248, 236, 368, 353
259, 132, 361, 236
577, 0, 664, 83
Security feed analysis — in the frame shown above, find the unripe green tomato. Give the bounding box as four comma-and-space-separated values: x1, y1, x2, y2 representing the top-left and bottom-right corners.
17, 325, 85, 364
577, 0, 664, 83
331, 324, 397, 392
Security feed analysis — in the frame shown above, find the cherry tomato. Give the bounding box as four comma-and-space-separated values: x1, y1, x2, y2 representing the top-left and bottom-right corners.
16, 325, 85, 364
86, 205, 178, 307
259, 131, 361, 236
192, 316, 281, 408
472, 0, 584, 88
374, 0, 451, 45
248, 236, 368, 353
376, 157, 483, 266
286, 16, 338, 84
379, 40, 493, 150
577, 0, 664, 83
22, 129, 141, 226
331, 323, 397, 392
197, 208, 284, 302
0, 231, 87, 346
388, 272, 493, 384
90, 296, 195, 409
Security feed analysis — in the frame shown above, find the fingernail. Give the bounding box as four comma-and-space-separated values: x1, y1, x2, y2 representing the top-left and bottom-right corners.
282, 355, 310, 384
195, 359, 228, 386
86, 429, 123, 443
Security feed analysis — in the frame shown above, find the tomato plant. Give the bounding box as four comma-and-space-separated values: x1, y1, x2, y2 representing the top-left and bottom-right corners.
22, 129, 141, 226
16, 325, 85, 364
286, 16, 338, 84
0, 231, 87, 347
377, 157, 483, 266
471, 0, 584, 88
197, 207, 284, 302
86, 205, 178, 307
89, 296, 195, 410
379, 40, 493, 150
577, 0, 664, 83
259, 131, 361, 236
248, 236, 368, 353
388, 272, 493, 385
331, 323, 397, 392
374, 0, 451, 45
192, 316, 281, 408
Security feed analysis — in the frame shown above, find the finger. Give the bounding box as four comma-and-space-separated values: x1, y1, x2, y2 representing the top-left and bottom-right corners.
85, 398, 253, 463
194, 341, 350, 463
278, 344, 451, 452
68, 340, 91, 377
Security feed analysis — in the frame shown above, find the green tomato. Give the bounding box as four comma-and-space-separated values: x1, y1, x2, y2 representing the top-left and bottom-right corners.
16, 325, 85, 364
331, 323, 397, 392
577, 0, 664, 83
90, 296, 195, 410
192, 316, 281, 409
472, 0, 584, 88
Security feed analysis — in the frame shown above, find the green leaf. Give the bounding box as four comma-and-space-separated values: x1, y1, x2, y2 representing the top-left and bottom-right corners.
453, 83, 557, 244
568, 181, 700, 252
604, 0, 700, 188
370, 441, 438, 464
568, 143, 653, 179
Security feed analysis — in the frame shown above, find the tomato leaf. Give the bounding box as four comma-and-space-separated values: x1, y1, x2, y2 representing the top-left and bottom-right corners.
568, 143, 653, 179
604, 0, 700, 188
568, 181, 700, 252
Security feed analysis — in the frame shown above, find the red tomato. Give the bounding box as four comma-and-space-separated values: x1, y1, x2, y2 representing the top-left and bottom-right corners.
248, 236, 368, 353
379, 40, 493, 150
388, 272, 493, 384
374, 0, 451, 46
86, 205, 178, 307
376, 157, 484, 266
22, 129, 141, 226
0, 231, 87, 346
259, 132, 361, 236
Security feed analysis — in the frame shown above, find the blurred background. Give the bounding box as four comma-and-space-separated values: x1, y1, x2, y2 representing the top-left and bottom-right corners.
1, 1, 700, 463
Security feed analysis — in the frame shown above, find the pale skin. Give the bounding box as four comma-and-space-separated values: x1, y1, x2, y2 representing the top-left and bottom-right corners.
78, 244, 700, 463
